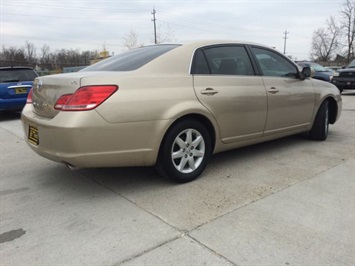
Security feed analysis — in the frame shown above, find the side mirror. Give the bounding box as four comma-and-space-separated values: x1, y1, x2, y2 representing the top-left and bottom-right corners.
301, 66, 315, 79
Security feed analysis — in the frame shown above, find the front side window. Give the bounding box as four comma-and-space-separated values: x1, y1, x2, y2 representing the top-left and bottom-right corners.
191, 46, 255, 76
251, 47, 298, 78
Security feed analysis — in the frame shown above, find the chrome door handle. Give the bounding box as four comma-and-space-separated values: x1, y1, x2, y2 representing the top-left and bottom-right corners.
268, 87, 279, 94
201, 88, 218, 95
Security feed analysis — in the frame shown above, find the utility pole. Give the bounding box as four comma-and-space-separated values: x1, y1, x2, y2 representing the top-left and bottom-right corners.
151, 8, 157, 44
283, 30, 289, 54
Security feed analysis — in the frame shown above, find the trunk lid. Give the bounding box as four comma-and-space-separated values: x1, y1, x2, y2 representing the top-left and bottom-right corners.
32, 72, 92, 118
0, 81, 33, 99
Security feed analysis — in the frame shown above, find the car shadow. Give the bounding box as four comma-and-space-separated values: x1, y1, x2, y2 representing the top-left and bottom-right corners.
0, 111, 21, 122
31, 162, 170, 201
342, 91, 355, 96
73, 134, 308, 192
30, 131, 336, 202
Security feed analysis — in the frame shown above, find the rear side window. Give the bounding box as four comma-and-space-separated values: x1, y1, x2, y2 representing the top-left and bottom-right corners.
191, 46, 255, 76
0, 69, 37, 83
82, 44, 180, 72
251, 47, 298, 78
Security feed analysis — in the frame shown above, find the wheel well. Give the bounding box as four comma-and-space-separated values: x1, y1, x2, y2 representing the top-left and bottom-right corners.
327, 97, 338, 124
160, 114, 216, 154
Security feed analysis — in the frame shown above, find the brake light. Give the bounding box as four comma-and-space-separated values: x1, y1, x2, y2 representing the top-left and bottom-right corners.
54, 85, 118, 111
27, 88, 33, 103
55, 94, 72, 110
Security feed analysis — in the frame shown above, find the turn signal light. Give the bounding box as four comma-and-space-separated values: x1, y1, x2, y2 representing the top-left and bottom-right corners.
55, 85, 118, 111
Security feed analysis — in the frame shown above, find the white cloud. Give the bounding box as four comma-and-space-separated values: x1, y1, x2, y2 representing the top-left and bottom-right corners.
1, 0, 343, 58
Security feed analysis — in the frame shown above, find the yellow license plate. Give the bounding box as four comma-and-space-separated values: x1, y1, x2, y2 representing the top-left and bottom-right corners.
15, 88, 27, 94
28, 125, 39, 145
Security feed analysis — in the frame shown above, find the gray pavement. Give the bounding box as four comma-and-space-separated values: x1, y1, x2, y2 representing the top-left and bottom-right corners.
0, 92, 354, 266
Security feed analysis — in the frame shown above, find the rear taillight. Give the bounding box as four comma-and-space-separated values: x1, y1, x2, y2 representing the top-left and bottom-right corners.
27, 88, 33, 103
54, 94, 72, 110
54, 85, 118, 111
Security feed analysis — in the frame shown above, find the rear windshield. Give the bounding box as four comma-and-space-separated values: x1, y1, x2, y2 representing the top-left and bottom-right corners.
0, 68, 37, 83
81, 44, 180, 72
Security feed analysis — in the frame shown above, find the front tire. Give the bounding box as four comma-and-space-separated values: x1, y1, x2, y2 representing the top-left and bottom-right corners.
309, 100, 329, 141
156, 119, 212, 183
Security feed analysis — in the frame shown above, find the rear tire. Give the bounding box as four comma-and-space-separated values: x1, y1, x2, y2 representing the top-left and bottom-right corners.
309, 100, 329, 141
156, 119, 211, 183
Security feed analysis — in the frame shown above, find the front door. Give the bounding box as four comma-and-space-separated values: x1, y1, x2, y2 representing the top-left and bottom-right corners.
250, 47, 315, 135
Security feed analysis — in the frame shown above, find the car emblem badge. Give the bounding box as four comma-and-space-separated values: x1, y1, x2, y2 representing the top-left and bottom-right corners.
36, 80, 43, 91
17, 82, 22, 86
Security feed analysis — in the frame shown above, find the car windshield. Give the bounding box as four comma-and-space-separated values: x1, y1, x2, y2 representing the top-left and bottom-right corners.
347, 59, 355, 68
308, 63, 328, 72
0, 68, 37, 83
81, 44, 180, 72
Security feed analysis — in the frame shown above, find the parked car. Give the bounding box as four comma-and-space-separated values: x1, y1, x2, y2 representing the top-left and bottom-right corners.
0, 67, 38, 112
324, 66, 341, 76
296, 61, 333, 82
21, 41, 342, 183
332, 59, 355, 92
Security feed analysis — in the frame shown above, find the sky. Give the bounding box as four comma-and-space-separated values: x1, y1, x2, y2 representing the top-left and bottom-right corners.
0, 0, 344, 60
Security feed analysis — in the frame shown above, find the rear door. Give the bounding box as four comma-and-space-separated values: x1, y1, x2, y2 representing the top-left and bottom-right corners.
192, 45, 267, 143
249, 46, 315, 135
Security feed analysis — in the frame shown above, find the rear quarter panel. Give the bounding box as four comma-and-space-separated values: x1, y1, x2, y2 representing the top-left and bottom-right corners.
85, 73, 220, 155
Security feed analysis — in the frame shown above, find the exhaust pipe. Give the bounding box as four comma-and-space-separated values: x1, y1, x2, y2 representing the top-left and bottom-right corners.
65, 163, 79, 171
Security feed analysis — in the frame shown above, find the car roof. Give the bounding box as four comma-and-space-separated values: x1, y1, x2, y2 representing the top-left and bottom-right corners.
179, 39, 273, 50
139, 40, 276, 54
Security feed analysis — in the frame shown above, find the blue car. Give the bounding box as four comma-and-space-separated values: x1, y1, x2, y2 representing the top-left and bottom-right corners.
0, 67, 38, 112
296, 61, 333, 82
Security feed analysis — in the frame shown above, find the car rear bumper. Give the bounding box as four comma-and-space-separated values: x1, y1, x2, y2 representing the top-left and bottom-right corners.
21, 104, 170, 168
0, 98, 26, 111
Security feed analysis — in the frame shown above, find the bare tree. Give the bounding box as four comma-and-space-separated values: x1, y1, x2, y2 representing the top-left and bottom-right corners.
311, 16, 341, 62
155, 23, 176, 44
340, 0, 355, 62
122, 29, 143, 50
24, 41, 37, 66
39, 44, 53, 69
40, 44, 50, 62
0, 41, 102, 71
0, 46, 27, 67
81, 50, 98, 65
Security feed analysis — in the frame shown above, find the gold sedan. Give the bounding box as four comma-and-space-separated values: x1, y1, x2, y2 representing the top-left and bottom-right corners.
21, 40, 342, 183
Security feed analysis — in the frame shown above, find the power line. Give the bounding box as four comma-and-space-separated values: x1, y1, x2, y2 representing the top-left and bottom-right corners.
158, 11, 281, 36
3, 2, 148, 13
1, 12, 146, 21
